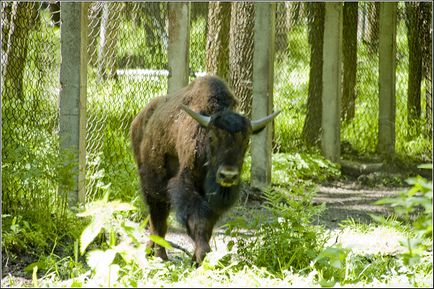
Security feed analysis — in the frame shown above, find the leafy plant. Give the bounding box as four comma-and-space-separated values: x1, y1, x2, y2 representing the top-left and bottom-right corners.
75, 192, 176, 287
225, 186, 326, 274
374, 169, 433, 267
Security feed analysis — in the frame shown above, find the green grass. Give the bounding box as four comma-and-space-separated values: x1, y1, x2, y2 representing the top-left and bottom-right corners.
7, 176, 429, 288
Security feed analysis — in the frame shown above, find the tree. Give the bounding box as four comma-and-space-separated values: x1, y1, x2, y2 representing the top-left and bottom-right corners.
97, 2, 122, 81
205, 2, 230, 81
405, 2, 423, 130
342, 2, 358, 122
302, 3, 325, 146
275, 2, 290, 56
363, 2, 379, 54
288, 2, 305, 26
2, 2, 37, 100
420, 2, 432, 135
229, 2, 255, 117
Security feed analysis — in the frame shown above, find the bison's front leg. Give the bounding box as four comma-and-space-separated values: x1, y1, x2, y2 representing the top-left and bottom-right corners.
168, 172, 217, 264
187, 214, 216, 264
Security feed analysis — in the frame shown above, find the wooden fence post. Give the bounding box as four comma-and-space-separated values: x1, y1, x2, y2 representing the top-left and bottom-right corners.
59, 2, 88, 206
322, 2, 343, 163
168, 2, 190, 94
251, 2, 276, 189
378, 2, 397, 160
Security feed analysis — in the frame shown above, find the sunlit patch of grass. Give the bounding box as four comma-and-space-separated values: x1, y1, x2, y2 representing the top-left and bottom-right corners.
330, 223, 408, 256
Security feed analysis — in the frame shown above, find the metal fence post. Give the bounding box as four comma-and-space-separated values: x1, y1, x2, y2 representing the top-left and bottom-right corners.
59, 2, 88, 206
251, 2, 276, 189
321, 2, 343, 163
168, 2, 190, 94
378, 2, 397, 160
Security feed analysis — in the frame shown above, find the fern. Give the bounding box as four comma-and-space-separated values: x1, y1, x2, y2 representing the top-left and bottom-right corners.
231, 186, 327, 273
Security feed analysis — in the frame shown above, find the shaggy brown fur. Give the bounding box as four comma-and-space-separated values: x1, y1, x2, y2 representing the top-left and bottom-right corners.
131, 75, 260, 264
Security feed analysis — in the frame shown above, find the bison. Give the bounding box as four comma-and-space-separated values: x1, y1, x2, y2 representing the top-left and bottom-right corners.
131, 75, 279, 264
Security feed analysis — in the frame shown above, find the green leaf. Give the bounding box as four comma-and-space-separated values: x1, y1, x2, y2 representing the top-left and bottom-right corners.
32, 265, 38, 288
417, 163, 432, 169
109, 200, 136, 212
80, 217, 104, 255
87, 249, 117, 270
70, 280, 83, 287
149, 235, 173, 250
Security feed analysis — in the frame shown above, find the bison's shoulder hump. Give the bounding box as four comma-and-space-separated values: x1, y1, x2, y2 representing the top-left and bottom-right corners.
181, 76, 238, 113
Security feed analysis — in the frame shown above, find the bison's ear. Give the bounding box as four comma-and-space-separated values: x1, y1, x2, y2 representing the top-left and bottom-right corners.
250, 110, 281, 133
181, 104, 211, 128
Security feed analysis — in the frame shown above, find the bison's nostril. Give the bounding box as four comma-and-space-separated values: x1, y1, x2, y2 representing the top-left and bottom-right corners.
217, 167, 239, 185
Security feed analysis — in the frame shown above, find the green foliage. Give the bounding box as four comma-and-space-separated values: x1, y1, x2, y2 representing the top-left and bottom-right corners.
375, 171, 433, 268
271, 152, 341, 184
225, 187, 327, 274
2, 215, 49, 259
24, 241, 85, 281
2, 209, 88, 278
72, 193, 196, 287
190, 17, 207, 73
241, 151, 340, 187
313, 246, 405, 287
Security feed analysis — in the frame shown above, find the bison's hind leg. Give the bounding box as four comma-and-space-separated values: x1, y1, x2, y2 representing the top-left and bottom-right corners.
146, 196, 171, 261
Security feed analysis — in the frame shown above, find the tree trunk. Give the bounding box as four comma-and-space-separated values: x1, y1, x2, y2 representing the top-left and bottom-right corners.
288, 2, 304, 26
97, 2, 121, 81
142, 3, 168, 65
229, 2, 255, 117
364, 2, 379, 54
405, 2, 423, 129
275, 2, 290, 56
302, 3, 325, 146
3, 2, 34, 101
1, 2, 12, 53
205, 2, 230, 81
420, 2, 432, 135
191, 2, 208, 23
342, 2, 358, 122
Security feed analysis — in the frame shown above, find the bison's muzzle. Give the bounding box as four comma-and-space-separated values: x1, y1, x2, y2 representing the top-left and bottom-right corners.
216, 165, 240, 187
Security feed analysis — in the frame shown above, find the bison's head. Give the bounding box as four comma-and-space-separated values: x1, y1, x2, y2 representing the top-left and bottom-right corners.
181, 105, 280, 188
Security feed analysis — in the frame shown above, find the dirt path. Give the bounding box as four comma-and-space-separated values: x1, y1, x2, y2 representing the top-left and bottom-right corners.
164, 180, 405, 259
313, 180, 404, 228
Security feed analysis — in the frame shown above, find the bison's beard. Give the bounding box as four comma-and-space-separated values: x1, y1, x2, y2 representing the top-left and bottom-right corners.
204, 171, 241, 214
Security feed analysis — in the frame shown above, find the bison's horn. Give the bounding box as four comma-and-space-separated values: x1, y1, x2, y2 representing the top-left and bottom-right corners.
250, 110, 281, 133
181, 104, 211, 128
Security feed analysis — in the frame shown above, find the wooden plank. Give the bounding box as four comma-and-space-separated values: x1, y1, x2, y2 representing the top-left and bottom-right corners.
168, 2, 190, 94
59, 2, 88, 206
322, 2, 343, 163
378, 2, 397, 160
251, 2, 276, 189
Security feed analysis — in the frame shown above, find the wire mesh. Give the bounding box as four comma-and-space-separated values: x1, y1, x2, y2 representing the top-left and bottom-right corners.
1, 2, 65, 217
85, 2, 168, 202
274, 2, 310, 152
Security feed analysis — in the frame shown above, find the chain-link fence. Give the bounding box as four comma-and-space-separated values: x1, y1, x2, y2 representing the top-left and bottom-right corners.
85, 2, 169, 202
272, 2, 432, 161
2, 2, 66, 219
2, 2, 432, 217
